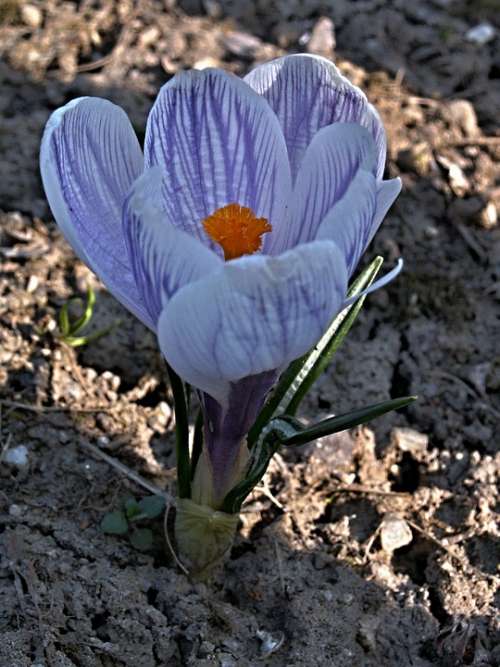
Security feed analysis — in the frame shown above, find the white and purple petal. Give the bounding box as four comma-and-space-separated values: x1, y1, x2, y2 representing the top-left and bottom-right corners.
316, 174, 401, 277
245, 54, 386, 181
275, 123, 377, 253
39, 97, 151, 327
145, 69, 292, 253
123, 168, 222, 325
200, 372, 278, 504
157, 240, 348, 408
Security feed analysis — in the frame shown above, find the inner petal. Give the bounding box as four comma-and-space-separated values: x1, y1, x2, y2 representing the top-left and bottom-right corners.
203, 203, 272, 261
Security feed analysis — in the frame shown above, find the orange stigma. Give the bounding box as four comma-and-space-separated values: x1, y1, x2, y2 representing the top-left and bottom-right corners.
203, 203, 272, 261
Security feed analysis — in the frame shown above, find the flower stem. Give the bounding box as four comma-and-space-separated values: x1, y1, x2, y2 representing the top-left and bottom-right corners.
166, 363, 191, 499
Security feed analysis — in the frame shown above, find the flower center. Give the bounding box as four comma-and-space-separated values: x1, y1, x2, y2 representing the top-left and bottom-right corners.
202, 203, 272, 261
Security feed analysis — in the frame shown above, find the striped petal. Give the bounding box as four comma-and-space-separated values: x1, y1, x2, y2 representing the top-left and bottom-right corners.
275, 123, 377, 253
316, 173, 401, 277
145, 69, 291, 253
39, 97, 150, 327
123, 168, 222, 325
199, 372, 278, 505
157, 240, 348, 407
245, 54, 386, 182
316, 169, 377, 276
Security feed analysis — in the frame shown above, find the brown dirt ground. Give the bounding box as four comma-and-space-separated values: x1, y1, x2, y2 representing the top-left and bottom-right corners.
1, 1, 499, 665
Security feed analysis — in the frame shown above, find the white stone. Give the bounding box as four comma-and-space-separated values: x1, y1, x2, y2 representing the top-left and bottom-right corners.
4, 445, 29, 468
380, 515, 413, 552
21, 4, 43, 28
465, 23, 496, 45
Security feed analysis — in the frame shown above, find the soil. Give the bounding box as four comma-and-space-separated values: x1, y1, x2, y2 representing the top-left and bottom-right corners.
1, 1, 499, 666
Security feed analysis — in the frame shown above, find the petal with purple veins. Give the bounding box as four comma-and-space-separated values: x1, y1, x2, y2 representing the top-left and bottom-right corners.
199, 372, 278, 505
275, 123, 377, 253
123, 168, 223, 325
157, 240, 348, 408
145, 69, 291, 253
40, 97, 151, 327
245, 54, 387, 181
316, 169, 378, 277
373, 178, 402, 231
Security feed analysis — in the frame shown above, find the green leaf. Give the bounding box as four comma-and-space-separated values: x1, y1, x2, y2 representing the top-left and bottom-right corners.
248, 257, 384, 445
58, 286, 115, 347
285, 258, 384, 416
136, 495, 165, 520
279, 396, 417, 447
70, 285, 96, 335
62, 322, 119, 348
223, 397, 416, 513
58, 299, 72, 337
221, 419, 298, 514
101, 511, 129, 535
190, 409, 204, 481
58, 286, 96, 340
166, 363, 191, 499
124, 497, 140, 519
129, 528, 153, 552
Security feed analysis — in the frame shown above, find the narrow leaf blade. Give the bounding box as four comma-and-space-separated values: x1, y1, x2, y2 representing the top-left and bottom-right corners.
221, 420, 298, 514
190, 409, 204, 480
285, 258, 383, 416
71, 285, 96, 334
281, 396, 417, 447
166, 363, 191, 499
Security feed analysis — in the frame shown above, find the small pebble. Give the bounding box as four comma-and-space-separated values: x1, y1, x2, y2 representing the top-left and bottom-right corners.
392, 427, 428, 456
446, 100, 478, 138
306, 17, 336, 58
193, 57, 220, 70
223, 31, 261, 58
26, 274, 39, 293
21, 4, 43, 28
448, 164, 469, 196
256, 629, 285, 658
4, 445, 29, 468
97, 435, 110, 448
479, 201, 497, 230
380, 515, 413, 552
9, 504, 23, 517
465, 22, 496, 45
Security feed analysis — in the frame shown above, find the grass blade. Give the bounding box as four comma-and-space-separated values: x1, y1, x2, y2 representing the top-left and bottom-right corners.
280, 396, 417, 447
166, 363, 191, 499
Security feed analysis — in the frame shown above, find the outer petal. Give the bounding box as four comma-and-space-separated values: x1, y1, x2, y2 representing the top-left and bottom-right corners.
157, 240, 348, 407
145, 69, 292, 252
374, 178, 402, 230
123, 168, 223, 325
316, 169, 377, 276
198, 372, 278, 506
245, 54, 386, 181
278, 123, 377, 253
40, 97, 150, 327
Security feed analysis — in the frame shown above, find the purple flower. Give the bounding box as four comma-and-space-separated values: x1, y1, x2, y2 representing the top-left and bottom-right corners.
40, 55, 401, 507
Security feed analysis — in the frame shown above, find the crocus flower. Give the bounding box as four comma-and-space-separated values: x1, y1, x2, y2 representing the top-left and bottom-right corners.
40, 54, 401, 512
